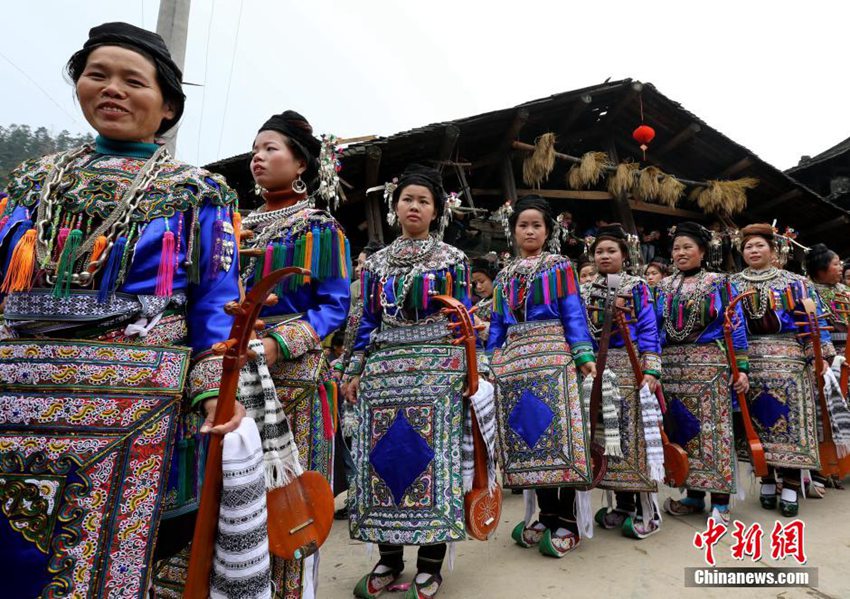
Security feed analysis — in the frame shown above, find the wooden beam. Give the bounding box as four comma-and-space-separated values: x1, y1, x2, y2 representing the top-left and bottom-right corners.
364, 146, 384, 243
559, 95, 592, 136
604, 82, 643, 123
627, 199, 707, 220
499, 155, 517, 203
606, 139, 638, 235
436, 125, 460, 167
803, 214, 850, 237
472, 188, 612, 200
654, 122, 701, 158
749, 189, 802, 215
473, 108, 529, 169
717, 156, 754, 179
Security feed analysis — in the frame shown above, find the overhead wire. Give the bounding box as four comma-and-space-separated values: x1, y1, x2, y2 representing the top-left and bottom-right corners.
216, 0, 244, 158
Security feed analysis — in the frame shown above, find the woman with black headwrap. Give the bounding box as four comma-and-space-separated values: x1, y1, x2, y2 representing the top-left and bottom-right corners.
0, 22, 241, 597
487, 195, 597, 558
345, 165, 495, 598
581, 224, 664, 539
232, 109, 352, 598
657, 222, 749, 524
471, 253, 499, 345
730, 224, 833, 516
807, 243, 850, 488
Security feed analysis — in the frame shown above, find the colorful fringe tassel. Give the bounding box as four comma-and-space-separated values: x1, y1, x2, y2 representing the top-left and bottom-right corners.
1, 227, 37, 293
155, 230, 176, 297
52, 229, 82, 298
98, 235, 127, 303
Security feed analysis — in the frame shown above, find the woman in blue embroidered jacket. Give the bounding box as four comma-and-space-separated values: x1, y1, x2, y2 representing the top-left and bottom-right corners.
581, 224, 664, 540
487, 195, 597, 559
345, 165, 473, 599
658, 222, 749, 524
731, 224, 834, 516
239, 109, 351, 598
0, 23, 240, 595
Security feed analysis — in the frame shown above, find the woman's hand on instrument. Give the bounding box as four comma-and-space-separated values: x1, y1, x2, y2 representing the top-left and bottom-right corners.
579, 361, 597, 378
641, 373, 658, 393
345, 375, 361, 404
730, 372, 749, 395
200, 397, 247, 435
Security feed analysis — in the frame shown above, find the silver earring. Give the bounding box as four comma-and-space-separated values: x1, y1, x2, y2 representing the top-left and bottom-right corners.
387, 211, 397, 227
292, 176, 307, 194
254, 183, 266, 196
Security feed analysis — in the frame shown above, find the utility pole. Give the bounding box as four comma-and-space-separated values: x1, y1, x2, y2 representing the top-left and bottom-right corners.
156, 0, 191, 156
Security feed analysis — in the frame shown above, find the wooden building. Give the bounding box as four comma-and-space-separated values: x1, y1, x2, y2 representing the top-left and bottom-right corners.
206, 78, 850, 256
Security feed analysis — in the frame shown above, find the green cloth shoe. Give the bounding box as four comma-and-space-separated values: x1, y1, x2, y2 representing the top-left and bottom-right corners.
595, 507, 629, 529
404, 573, 443, 599
511, 521, 545, 548
538, 528, 580, 558
622, 515, 660, 539
353, 564, 403, 599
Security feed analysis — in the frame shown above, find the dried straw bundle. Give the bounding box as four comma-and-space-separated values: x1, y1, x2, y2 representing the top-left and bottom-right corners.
608, 162, 639, 197
693, 177, 758, 215
658, 175, 685, 207
637, 166, 663, 201
522, 133, 556, 188
567, 151, 610, 189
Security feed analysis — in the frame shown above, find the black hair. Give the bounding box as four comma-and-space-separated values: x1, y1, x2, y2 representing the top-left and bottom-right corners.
66, 44, 184, 136
509, 195, 555, 240
392, 164, 446, 230
805, 243, 838, 278
362, 240, 385, 258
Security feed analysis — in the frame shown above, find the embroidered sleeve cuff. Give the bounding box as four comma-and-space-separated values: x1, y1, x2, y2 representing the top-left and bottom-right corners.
189, 353, 224, 406
737, 357, 749, 373
345, 351, 366, 377
572, 343, 595, 367
267, 320, 320, 361
640, 352, 662, 377
821, 341, 837, 362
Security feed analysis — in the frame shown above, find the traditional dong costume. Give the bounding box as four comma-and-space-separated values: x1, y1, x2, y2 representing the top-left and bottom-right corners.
806, 244, 850, 486
346, 165, 496, 599
0, 23, 239, 598
658, 223, 747, 521
731, 248, 831, 515
487, 206, 598, 557
580, 227, 664, 539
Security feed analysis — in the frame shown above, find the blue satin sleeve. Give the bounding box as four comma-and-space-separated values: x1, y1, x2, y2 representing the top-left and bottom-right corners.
633, 282, 662, 357
121, 201, 238, 356
258, 275, 351, 340
486, 303, 507, 352
556, 285, 595, 365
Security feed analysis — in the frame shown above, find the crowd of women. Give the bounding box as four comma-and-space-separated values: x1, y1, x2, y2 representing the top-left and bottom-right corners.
1, 21, 849, 599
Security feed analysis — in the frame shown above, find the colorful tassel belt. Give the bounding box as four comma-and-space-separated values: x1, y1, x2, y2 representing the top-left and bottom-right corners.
4, 288, 186, 333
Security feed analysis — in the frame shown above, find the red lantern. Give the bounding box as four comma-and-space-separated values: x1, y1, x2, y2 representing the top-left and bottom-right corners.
633, 124, 656, 158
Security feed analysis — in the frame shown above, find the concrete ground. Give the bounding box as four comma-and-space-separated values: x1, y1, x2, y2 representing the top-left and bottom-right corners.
319, 483, 848, 598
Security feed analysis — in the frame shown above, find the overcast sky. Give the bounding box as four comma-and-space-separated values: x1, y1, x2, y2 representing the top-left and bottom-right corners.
4, 1, 847, 171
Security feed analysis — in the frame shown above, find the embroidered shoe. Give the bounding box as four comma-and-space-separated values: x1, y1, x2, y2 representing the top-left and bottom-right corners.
710, 505, 731, 525
622, 515, 660, 539
663, 496, 705, 516
538, 528, 580, 558
778, 487, 799, 517
595, 507, 629, 530
759, 483, 777, 510
403, 573, 443, 599
353, 564, 403, 599
511, 521, 546, 548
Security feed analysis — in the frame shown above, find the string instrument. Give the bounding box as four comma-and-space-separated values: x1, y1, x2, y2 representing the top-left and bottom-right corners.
185, 266, 330, 597
610, 291, 689, 487
579, 273, 621, 490
433, 294, 502, 541
722, 288, 768, 478
798, 297, 840, 478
